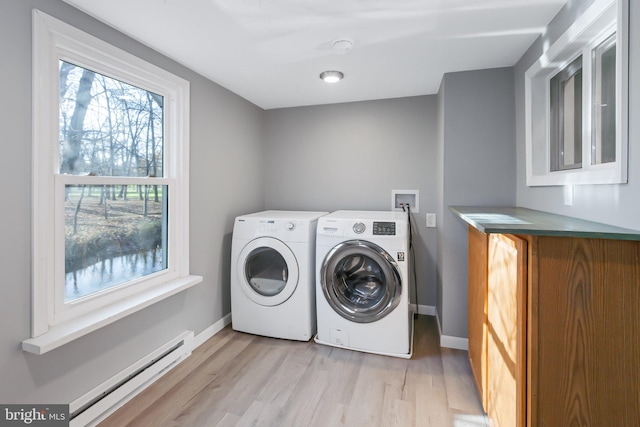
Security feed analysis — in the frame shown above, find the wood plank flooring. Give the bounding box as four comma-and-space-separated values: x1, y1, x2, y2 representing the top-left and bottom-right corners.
98, 315, 487, 427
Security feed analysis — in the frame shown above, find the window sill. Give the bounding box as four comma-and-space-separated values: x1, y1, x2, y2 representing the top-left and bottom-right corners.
526, 163, 627, 186
22, 275, 202, 355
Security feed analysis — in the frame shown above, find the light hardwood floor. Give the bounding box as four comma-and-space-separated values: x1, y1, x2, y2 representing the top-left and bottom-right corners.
99, 315, 487, 427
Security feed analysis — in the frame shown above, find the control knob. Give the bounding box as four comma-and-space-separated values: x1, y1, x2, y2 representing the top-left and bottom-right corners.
353, 222, 366, 234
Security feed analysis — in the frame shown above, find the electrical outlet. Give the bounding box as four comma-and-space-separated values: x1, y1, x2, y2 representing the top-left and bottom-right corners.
426, 213, 436, 228
563, 185, 573, 206
391, 190, 419, 213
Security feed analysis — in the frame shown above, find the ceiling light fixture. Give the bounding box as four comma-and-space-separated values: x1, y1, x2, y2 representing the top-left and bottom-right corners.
319, 70, 344, 83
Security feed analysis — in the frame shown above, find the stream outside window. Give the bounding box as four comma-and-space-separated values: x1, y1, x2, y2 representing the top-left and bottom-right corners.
60, 61, 168, 302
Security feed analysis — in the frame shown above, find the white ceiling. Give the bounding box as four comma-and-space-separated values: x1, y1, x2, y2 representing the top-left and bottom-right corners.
62, 0, 567, 110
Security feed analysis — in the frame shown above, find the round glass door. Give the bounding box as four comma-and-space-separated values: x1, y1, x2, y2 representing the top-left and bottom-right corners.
321, 240, 401, 323
237, 237, 299, 306
245, 247, 288, 296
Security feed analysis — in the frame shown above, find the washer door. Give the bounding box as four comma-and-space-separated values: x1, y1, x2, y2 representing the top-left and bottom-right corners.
237, 237, 299, 306
321, 240, 402, 323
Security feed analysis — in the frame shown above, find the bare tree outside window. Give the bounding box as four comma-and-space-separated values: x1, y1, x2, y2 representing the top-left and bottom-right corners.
59, 61, 167, 302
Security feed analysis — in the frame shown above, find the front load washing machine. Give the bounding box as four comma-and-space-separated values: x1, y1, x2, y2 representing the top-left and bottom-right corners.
315, 211, 413, 358
231, 210, 327, 341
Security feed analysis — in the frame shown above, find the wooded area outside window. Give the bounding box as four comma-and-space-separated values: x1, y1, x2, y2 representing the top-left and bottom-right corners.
26, 10, 200, 353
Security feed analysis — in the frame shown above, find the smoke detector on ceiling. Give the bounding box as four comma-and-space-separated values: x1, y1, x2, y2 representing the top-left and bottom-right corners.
332, 38, 354, 54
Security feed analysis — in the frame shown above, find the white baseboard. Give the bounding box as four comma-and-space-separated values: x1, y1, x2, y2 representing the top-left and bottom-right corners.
193, 312, 232, 348
415, 304, 436, 316
433, 311, 469, 351
440, 335, 469, 351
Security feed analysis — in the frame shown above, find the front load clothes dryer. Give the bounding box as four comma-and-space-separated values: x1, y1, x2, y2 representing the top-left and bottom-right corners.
231, 210, 327, 341
315, 211, 413, 358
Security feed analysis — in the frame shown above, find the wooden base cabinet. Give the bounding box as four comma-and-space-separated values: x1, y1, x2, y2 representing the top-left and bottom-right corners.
468, 226, 640, 427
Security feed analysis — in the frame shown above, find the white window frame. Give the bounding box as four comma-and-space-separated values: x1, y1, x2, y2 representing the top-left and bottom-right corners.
24, 10, 202, 355
524, 0, 628, 186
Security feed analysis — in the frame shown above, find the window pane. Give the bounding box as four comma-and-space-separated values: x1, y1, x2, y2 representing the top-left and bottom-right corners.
550, 56, 583, 171
59, 61, 164, 177
592, 34, 616, 164
561, 71, 582, 167
65, 184, 168, 302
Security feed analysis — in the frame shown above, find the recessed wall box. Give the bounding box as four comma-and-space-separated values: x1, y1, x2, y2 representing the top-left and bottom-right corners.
391, 190, 419, 213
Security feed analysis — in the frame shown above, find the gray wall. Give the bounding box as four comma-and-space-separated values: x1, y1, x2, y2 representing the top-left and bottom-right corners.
263, 97, 439, 308
437, 68, 517, 339
0, 0, 264, 403
515, 0, 640, 230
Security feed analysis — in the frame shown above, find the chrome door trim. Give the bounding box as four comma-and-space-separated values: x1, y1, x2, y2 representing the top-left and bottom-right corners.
321, 240, 402, 323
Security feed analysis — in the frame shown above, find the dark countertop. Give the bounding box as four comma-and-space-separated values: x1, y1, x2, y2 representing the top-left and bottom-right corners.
449, 206, 640, 241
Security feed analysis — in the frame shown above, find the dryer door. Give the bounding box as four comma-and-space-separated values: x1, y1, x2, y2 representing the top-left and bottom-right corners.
321, 240, 402, 323
237, 237, 299, 306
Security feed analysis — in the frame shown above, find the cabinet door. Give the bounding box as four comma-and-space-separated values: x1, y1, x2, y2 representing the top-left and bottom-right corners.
468, 225, 488, 408
487, 234, 527, 427
531, 237, 640, 426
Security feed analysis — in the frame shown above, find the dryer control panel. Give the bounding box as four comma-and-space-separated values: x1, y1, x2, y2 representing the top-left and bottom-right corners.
234, 217, 314, 242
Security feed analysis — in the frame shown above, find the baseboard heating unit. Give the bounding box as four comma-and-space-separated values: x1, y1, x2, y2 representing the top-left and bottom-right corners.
69, 330, 194, 427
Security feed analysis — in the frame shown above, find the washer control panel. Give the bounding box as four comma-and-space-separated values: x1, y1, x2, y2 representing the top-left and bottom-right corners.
373, 221, 396, 235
